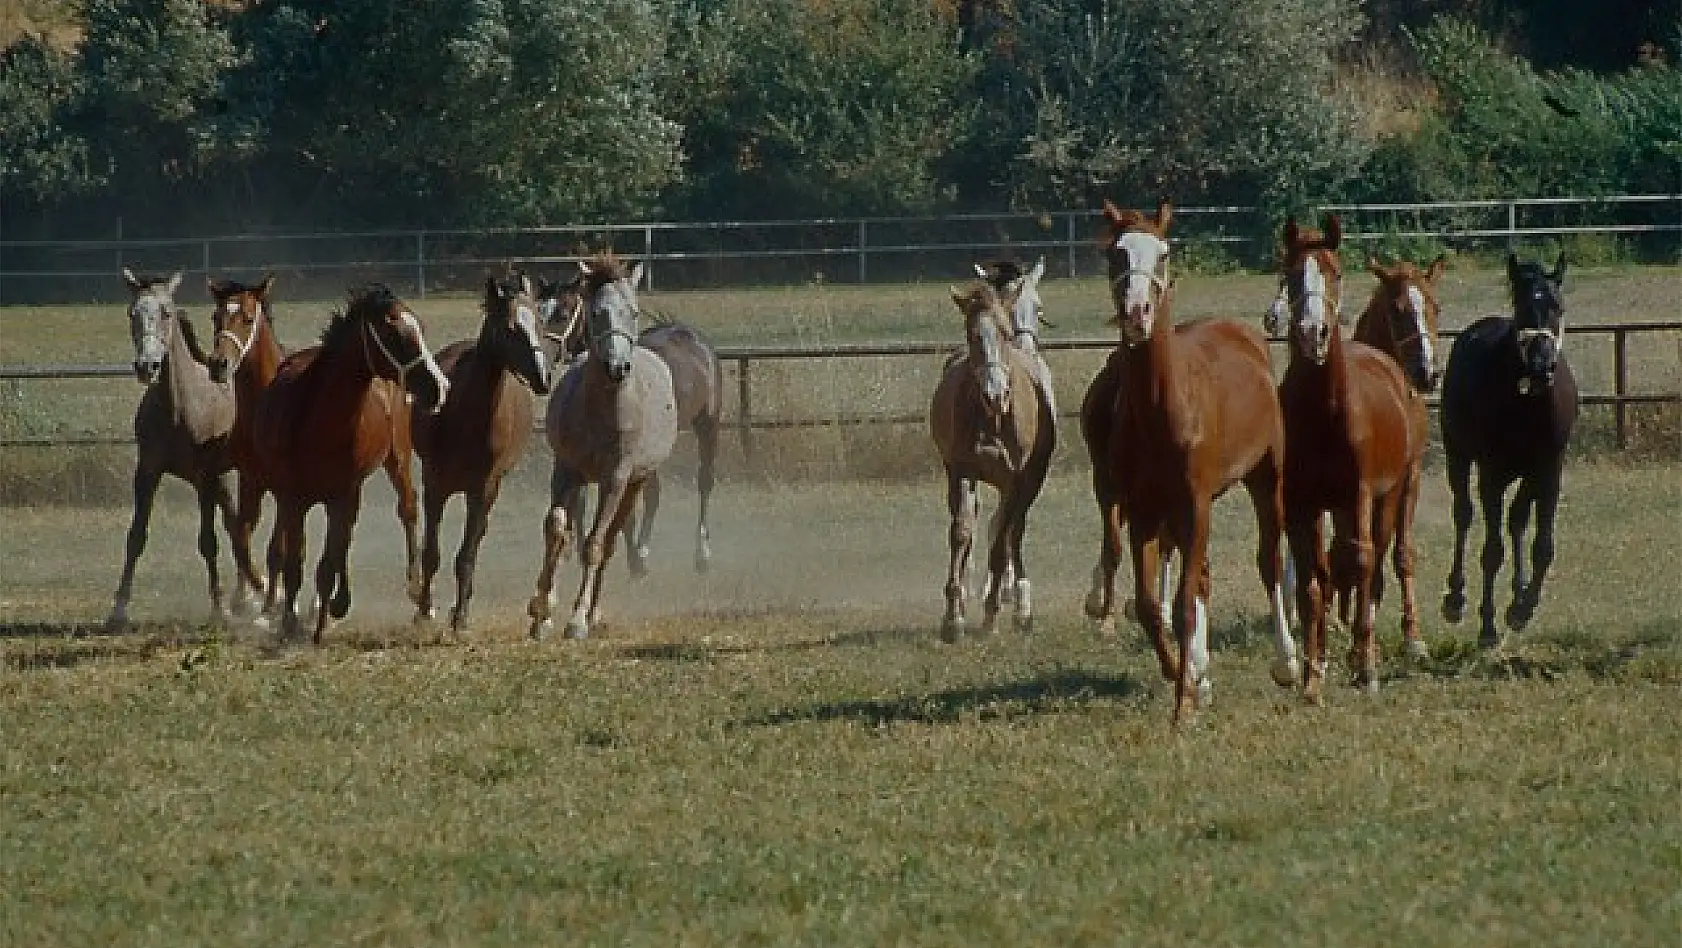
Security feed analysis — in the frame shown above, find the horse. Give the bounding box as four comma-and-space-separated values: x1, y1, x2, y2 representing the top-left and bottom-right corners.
539, 269, 725, 578
107, 270, 240, 630
251, 285, 450, 642
205, 274, 283, 612
1095, 199, 1299, 723
409, 273, 552, 633
528, 254, 678, 640
1440, 253, 1579, 648
208, 276, 429, 626
928, 279, 1057, 641
1275, 216, 1429, 699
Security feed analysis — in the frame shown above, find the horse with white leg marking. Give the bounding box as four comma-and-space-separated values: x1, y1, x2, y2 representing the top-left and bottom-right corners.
410, 273, 552, 634
1095, 200, 1299, 724
108, 270, 240, 630
528, 254, 678, 640
929, 280, 1056, 642
1440, 253, 1579, 648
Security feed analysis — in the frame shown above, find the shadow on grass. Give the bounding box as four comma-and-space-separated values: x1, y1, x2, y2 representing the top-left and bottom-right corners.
1, 620, 225, 671
619, 624, 930, 662
740, 668, 1144, 728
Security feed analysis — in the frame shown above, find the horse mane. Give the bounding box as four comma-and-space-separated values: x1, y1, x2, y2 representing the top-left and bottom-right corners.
129, 273, 175, 290
208, 278, 261, 298
580, 252, 629, 290
177, 314, 211, 365
321, 283, 399, 348
953, 280, 1004, 312
979, 260, 1024, 290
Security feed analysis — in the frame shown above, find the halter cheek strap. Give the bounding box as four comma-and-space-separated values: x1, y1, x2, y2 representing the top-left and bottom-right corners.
362, 319, 429, 381
215, 304, 263, 371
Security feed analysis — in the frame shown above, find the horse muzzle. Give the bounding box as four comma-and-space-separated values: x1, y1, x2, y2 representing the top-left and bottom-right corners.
133, 359, 162, 384
207, 357, 231, 384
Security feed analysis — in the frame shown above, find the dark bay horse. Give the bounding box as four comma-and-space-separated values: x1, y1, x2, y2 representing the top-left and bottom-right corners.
1440, 254, 1579, 648
1096, 200, 1299, 723
1276, 217, 1428, 698
528, 255, 678, 640
410, 273, 552, 632
252, 285, 450, 642
539, 270, 724, 578
108, 270, 240, 629
929, 280, 1057, 640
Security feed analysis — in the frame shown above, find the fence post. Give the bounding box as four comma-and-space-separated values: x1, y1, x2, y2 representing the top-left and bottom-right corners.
1507, 201, 1518, 251
1614, 327, 1628, 450
202, 240, 211, 279
1067, 212, 1078, 279
736, 355, 755, 470
857, 220, 868, 284
415, 231, 427, 298
644, 225, 654, 290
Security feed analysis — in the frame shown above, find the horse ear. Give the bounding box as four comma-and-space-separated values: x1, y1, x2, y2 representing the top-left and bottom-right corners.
1366, 255, 1392, 281
1027, 256, 1046, 285
1102, 198, 1124, 227
1282, 218, 1301, 250
1551, 252, 1567, 284
485, 274, 503, 299
122, 267, 142, 291
973, 263, 989, 280
258, 273, 276, 297
1506, 253, 1521, 282
577, 261, 594, 278
1156, 201, 1174, 235
949, 286, 967, 309
1322, 214, 1342, 250
165, 272, 183, 296
1426, 254, 1448, 282
520, 273, 534, 298
628, 262, 645, 290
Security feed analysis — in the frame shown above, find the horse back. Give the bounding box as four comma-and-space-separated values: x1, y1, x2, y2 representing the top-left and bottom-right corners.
639, 322, 723, 426
1181, 318, 1283, 482
254, 351, 396, 498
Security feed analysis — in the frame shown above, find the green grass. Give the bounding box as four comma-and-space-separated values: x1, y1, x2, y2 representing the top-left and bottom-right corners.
1, 463, 1679, 945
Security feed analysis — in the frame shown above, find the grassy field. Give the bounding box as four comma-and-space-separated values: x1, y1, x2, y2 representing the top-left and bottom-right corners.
1, 458, 1679, 945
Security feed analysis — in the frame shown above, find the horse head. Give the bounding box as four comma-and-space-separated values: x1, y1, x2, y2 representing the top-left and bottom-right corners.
1365, 255, 1445, 393
1508, 252, 1567, 393
206, 274, 275, 383
1280, 215, 1345, 365
974, 256, 1050, 354
536, 271, 586, 366
950, 280, 1016, 422
482, 271, 552, 396
341, 284, 451, 412
123, 269, 184, 384
578, 254, 644, 384
1100, 199, 1173, 346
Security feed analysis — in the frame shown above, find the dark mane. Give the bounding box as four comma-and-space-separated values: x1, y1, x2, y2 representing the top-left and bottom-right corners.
979, 260, 1023, 290
178, 314, 211, 365
131, 273, 175, 291
954, 280, 1003, 311
208, 278, 261, 298
580, 253, 630, 291
321, 283, 399, 348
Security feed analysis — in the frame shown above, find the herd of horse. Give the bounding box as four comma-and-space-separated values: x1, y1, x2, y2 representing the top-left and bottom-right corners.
110, 202, 1578, 721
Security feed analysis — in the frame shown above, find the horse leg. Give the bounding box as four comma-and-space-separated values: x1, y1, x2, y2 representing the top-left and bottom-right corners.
528, 465, 581, 640
384, 447, 423, 604
1008, 466, 1047, 634
450, 477, 501, 634
107, 464, 164, 631
196, 475, 231, 624
625, 471, 657, 579
1442, 452, 1474, 623
1476, 469, 1510, 649
1083, 463, 1124, 627
1287, 511, 1330, 703
229, 471, 267, 615
1347, 491, 1388, 693
567, 475, 637, 639
978, 485, 1016, 636
1392, 463, 1427, 661
1246, 460, 1300, 688
414, 480, 446, 623
586, 482, 641, 629
1127, 524, 1177, 683
1503, 479, 1536, 628
313, 492, 359, 645
1172, 504, 1213, 723
1509, 467, 1562, 630
693, 413, 718, 573
274, 500, 308, 641
988, 501, 1015, 605
941, 468, 976, 643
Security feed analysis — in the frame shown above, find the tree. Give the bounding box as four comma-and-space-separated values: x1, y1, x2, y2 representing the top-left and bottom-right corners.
0, 34, 95, 205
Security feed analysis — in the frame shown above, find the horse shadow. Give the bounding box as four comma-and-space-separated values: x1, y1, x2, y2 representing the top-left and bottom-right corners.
0, 619, 225, 671
617, 623, 930, 663
738, 668, 1144, 728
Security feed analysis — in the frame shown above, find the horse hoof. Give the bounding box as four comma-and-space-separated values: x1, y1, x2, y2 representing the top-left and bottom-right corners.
978, 613, 999, 637
1270, 657, 1301, 689
939, 616, 964, 643
103, 615, 128, 635
1013, 612, 1034, 634
1121, 598, 1138, 621
1087, 613, 1116, 636
564, 617, 590, 640
694, 553, 711, 575
1478, 628, 1503, 651
1441, 594, 1465, 623
529, 619, 553, 641
450, 614, 470, 635
1404, 637, 1430, 662
412, 606, 435, 626
1082, 588, 1107, 620
1505, 600, 1534, 631
1195, 676, 1214, 709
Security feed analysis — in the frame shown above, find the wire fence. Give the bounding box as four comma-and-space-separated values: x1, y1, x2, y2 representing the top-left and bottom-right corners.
3, 195, 1677, 304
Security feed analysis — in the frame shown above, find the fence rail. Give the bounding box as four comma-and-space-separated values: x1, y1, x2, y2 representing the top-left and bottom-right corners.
3, 195, 1676, 302
5, 322, 1677, 453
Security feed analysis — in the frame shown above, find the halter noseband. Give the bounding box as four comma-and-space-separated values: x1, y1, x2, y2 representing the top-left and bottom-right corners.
214, 300, 264, 371
361, 317, 429, 382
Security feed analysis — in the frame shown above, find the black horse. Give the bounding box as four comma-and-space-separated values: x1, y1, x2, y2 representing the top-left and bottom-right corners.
1440, 253, 1579, 647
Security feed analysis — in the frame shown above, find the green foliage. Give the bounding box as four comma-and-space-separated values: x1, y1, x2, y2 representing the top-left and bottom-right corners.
668, 0, 976, 217
0, 33, 95, 200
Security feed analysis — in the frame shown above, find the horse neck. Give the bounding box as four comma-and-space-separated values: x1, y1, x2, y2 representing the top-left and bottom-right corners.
1352, 294, 1392, 358
315, 323, 384, 403
1293, 320, 1352, 413
1120, 318, 1190, 437
165, 314, 236, 442
236, 315, 284, 395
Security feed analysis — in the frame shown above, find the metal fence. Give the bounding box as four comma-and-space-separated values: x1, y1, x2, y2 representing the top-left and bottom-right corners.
3, 195, 1677, 303
5, 321, 1678, 453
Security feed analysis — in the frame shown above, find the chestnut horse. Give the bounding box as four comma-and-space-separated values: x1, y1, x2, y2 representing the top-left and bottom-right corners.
1276, 217, 1428, 698
539, 272, 724, 578
1096, 200, 1299, 723
929, 280, 1057, 640
252, 285, 450, 642
528, 255, 678, 640
1440, 254, 1579, 648
108, 270, 240, 629
410, 273, 553, 633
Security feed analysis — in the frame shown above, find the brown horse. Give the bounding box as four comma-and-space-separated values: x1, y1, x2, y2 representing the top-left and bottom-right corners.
539, 271, 724, 578
410, 273, 552, 633
1096, 200, 1299, 723
528, 254, 678, 640
1276, 217, 1429, 698
252, 285, 450, 642
929, 280, 1057, 640
108, 270, 240, 629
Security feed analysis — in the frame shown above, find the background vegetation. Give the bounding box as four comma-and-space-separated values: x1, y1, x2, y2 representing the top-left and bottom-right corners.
2, 1, 1677, 240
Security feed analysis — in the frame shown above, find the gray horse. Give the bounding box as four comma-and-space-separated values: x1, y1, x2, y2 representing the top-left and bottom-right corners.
528, 255, 678, 640
108, 269, 241, 629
